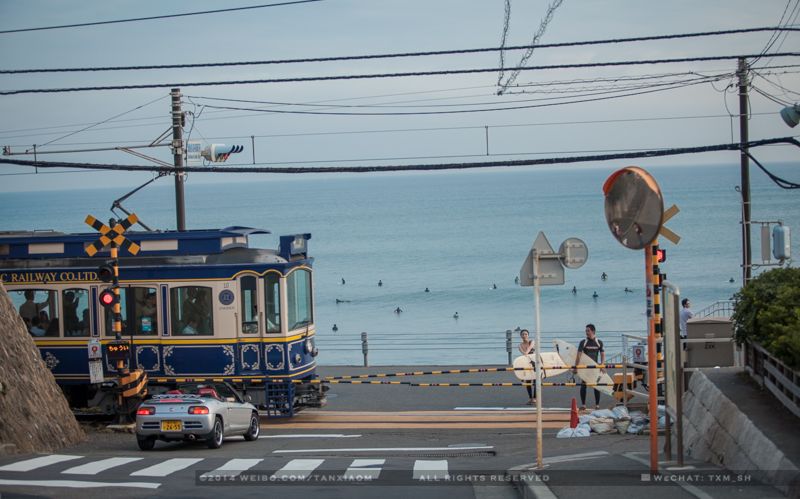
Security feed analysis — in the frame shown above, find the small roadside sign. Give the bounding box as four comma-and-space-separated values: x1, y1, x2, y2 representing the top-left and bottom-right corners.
88, 359, 104, 384
87, 338, 102, 360
519, 232, 565, 286
186, 140, 202, 165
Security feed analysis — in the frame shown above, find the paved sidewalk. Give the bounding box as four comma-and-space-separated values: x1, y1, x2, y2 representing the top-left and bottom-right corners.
511, 451, 786, 499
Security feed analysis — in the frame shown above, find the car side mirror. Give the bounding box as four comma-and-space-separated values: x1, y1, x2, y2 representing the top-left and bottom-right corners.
245, 394, 252, 402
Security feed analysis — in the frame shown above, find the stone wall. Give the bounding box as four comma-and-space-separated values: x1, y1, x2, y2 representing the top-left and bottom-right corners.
680, 370, 798, 496
0, 283, 85, 454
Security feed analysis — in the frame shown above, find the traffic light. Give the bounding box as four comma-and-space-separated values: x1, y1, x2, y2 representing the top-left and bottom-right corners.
656, 248, 666, 263
98, 289, 115, 309
201, 144, 244, 163
98, 263, 114, 282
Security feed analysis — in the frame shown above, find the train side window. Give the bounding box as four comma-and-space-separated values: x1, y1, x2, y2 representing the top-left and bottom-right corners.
103, 286, 158, 336
62, 288, 89, 337
9, 289, 59, 337
286, 269, 312, 331
240, 276, 258, 334
264, 273, 281, 334
170, 286, 214, 336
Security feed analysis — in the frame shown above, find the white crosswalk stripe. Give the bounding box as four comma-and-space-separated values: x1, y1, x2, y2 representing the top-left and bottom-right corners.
342, 459, 385, 481
412, 460, 449, 480
62, 457, 143, 475
199, 458, 262, 480
0, 454, 465, 484
0, 455, 82, 472
271, 459, 324, 480
130, 458, 204, 477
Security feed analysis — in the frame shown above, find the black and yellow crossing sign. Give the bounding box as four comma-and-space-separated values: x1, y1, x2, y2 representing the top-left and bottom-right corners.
84, 214, 141, 256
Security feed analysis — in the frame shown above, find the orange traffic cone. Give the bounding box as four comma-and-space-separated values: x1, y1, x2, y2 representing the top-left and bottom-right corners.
570, 397, 579, 428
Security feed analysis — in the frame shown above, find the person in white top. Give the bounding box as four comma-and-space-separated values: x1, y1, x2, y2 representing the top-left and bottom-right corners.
679, 298, 694, 338
518, 329, 536, 404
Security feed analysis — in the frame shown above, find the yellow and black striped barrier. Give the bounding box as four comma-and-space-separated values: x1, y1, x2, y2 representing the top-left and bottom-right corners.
269, 378, 617, 387
321, 364, 625, 381
120, 369, 148, 398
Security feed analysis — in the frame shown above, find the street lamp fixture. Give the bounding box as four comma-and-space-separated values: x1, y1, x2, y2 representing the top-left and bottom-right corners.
780, 104, 800, 128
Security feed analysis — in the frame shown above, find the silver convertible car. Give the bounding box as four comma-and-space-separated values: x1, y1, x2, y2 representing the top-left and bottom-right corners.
135, 382, 260, 450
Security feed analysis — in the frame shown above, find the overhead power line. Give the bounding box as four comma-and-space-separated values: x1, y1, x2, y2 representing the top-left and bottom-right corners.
3, 52, 798, 95
0, 0, 324, 34
1, 137, 796, 174
1, 26, 797, 74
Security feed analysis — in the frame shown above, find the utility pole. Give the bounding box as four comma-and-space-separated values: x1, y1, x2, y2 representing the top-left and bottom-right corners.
738, 58, 751, 283
171, 88, 186, 231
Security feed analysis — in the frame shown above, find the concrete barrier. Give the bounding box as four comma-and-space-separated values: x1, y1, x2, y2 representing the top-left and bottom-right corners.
678, 369, 799, 496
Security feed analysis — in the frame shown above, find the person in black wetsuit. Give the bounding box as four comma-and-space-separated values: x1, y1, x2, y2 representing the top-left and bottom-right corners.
576, 323, 606, 410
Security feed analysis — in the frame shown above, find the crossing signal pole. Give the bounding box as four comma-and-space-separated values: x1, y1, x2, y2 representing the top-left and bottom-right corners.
85, 213, 146, 423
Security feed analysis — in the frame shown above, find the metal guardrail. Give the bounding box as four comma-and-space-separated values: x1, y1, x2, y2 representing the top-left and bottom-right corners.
744, 341, 800, 419
336, 329, 644, 366
696, 300, 735, 318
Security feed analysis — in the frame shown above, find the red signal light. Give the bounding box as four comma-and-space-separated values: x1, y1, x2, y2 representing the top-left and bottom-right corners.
99, 289, 115, 308
656, 249, 666, 263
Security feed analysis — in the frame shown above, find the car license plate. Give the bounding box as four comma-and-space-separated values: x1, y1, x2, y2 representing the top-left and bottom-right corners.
161, 420, 182, 431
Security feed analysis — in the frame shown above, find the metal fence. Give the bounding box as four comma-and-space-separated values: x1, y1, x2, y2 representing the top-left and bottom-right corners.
744, 341, 800, 419
317, 329, 642, 366
696, 300, 735, 318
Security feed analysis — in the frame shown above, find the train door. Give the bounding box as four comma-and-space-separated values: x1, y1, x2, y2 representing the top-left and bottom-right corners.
238, 275, 261, 337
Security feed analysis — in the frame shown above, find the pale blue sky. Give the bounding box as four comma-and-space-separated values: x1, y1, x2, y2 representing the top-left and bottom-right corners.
0, 0, 798, 193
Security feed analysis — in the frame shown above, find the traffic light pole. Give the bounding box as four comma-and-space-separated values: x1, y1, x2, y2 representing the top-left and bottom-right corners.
171, 88, 186, 232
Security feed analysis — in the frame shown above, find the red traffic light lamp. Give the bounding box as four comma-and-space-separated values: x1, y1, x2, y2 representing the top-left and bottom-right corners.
656, 248, 667, 263
99, 289, 115, 308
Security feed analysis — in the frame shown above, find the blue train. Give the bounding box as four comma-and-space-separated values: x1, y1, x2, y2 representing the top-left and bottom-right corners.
0, 226, 323, 414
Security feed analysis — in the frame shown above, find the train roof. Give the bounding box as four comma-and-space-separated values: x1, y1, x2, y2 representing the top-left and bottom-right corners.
0, 226, 310, 262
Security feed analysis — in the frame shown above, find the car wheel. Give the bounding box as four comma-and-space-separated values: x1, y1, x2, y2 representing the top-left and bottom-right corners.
243, 412, 260, 441
207, 417, 224, 449
137, 436, 156, 451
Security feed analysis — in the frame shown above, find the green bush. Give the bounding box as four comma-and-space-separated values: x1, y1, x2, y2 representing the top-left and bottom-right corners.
732, 267, 800, 370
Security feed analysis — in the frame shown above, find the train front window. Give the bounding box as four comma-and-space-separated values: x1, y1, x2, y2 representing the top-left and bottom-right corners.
286, 269, 312, 331
240, 276, 258, 334
264, 273, 281, 334
9, 289, 59, 337
104, 286, 158, 336
170, 286, 213, 336
62, 288, 89, 337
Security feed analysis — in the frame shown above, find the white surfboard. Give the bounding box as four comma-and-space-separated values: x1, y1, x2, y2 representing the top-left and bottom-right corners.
512, 352, 569, 381
553, 339, 614, 396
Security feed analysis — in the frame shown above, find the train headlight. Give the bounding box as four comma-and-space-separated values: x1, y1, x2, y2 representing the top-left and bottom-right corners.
305, 338, 314, 354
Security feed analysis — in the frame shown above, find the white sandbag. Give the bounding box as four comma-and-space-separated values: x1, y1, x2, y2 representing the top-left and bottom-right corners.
589, 417, 616, 434
590, 409, 616, 419
578, 415, 593, 425
627, 423, 643, 434
611, 405, 630, 420
614, 419, 631, 434
629, 411, 647, 425
557, 426, 591, 438
577, 423, 591, 433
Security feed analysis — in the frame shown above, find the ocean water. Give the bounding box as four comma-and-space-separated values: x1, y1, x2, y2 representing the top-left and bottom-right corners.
2, 163, 798, 365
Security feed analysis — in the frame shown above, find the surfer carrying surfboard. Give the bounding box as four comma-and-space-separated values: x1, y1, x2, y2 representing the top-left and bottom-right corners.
576, 324, 606, 410
518, 329, 537, 404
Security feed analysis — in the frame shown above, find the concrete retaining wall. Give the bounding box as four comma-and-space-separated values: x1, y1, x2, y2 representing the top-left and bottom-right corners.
680, 370, 798, 496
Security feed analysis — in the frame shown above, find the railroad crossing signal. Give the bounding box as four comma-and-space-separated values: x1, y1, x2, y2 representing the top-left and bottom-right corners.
659, 204, 681, 245
84, 214, 141, 257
